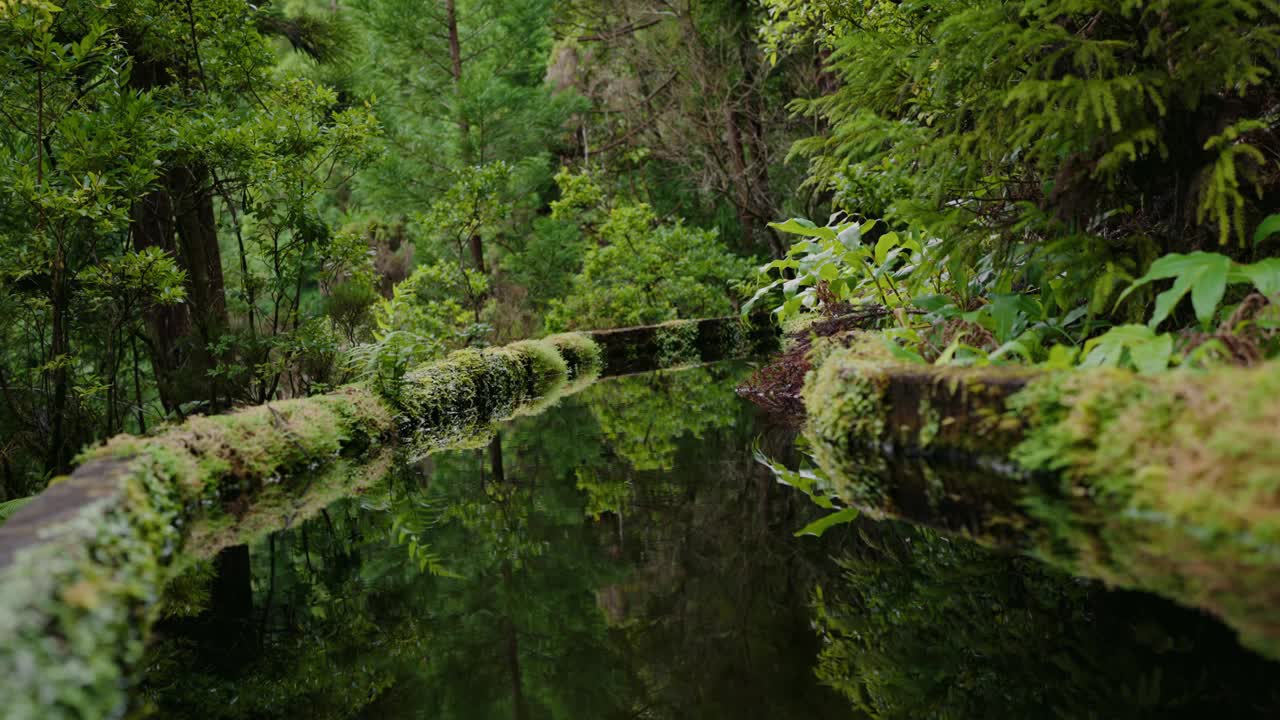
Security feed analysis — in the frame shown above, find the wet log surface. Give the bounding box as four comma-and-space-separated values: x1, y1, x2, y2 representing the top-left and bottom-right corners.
0, 457, 132, 569
588, 315, 778, 377
1, 317, 778, 572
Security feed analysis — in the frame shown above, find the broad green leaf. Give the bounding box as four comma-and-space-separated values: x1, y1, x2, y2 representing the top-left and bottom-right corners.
1061, 305, 1089, 326
1148, 273, 1196, 329
836, 223, 862, 249
769, 218, 837, 242
1042, 344, 1080, 369
1081, 324, 1174, 373
1128, 332, 1174, 374
794, 507, 860, 538
1188, 253, 1231, 326
1253, 214, 1280, 245
912, 294, 957, 314
1117, 252, 1227, 304
1240, 258, 1280, 297
988, 293, 1029, 342
874, 232, 900, 265
989, 339, 1033, 361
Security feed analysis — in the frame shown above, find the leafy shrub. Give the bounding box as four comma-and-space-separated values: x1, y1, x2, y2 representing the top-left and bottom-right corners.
546, 202, 753, 330
347, 262, 487, 398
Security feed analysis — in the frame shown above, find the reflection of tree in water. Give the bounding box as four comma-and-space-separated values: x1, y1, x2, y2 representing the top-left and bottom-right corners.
134, 364, 850, 719
599, 405, 853, 719
813, 521, 1280, 719
582, 365, 743, 472
135, 364, 1280, 720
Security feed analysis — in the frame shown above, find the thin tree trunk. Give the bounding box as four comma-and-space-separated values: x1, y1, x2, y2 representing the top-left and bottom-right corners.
131, 334, 147, 434
172, 165, 230, 408
445, 0, 488, 274
125, 50, 231, 413
46, 237, 71, 473
502, 561, 529, 720
212, 544, 254, 621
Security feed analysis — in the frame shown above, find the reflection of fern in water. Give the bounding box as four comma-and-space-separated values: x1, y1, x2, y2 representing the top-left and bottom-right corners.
389, 493, 456, 577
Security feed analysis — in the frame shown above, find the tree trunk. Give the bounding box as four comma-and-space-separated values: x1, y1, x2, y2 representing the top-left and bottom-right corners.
126, 54, 231, 414
501, 561, 529, 720
131, 166, 230, 413
171, 164, 231, 408
212, 544, 254, 620
45, 247, 70, 473
731, 0, 782, 257
445, 0, 487, 274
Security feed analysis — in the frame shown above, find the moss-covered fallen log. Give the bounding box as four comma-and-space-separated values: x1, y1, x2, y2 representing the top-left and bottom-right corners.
0, 387, 395, 720
1010, 365, 1280, 660
587, 314, 778, 376
0, 316, 776, 719
0, 335, 595, 719
801, 333, 1280, 658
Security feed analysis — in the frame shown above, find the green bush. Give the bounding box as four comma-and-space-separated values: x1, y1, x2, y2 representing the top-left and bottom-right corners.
546, 202, 754, 330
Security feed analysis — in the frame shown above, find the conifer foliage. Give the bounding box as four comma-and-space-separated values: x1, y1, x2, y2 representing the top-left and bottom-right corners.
776, 0, 1280, 258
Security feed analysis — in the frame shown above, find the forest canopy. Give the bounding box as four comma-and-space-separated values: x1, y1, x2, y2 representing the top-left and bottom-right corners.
2, 0, 1279, 500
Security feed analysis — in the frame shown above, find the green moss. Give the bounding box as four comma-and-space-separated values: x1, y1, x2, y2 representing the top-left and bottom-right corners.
802, 344, 893, 507
917, 397, 941, 449
394, 337, 602, 457
0, 451, 182, 720
799, 326, 1280, 657
0, 335, 613, 716
1008, 363, 1280, 658
544, 332, 603, 389
185, 450, 395, 560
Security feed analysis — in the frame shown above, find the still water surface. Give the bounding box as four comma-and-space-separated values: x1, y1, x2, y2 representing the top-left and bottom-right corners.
131, 363, 1280, 718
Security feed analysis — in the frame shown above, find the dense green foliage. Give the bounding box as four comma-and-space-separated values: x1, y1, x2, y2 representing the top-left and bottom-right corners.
0, 0, 778, 496
6, 1, 1280, 715
748, 0, 1280, 373
2, 0, 1277, 488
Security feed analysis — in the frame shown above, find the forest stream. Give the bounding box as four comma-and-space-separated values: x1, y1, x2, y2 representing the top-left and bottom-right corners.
126, 363, 1280, 719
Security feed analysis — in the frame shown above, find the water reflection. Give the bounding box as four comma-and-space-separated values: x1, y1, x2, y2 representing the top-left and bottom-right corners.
815, 520, 1280, 718
132, 364, 1280, 719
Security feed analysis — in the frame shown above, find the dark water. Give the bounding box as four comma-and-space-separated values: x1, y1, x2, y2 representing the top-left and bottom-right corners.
131, 364, 1280, 719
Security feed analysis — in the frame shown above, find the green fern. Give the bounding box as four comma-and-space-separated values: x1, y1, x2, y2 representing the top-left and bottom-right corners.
771, 0, 1280, 270
0, 496, 33, 526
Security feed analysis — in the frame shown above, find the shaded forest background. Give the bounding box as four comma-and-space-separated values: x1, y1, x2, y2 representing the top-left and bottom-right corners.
0, 0, 819, 494
3, 0, 1278, 497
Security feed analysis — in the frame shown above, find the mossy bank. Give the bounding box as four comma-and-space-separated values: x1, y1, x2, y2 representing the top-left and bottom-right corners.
800, 332, 1280, 659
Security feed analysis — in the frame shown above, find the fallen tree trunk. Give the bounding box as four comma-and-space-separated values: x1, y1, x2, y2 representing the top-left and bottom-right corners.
801, 332, 1280, 659
0, 315, 777, 719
